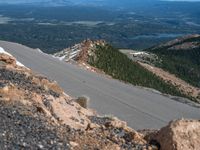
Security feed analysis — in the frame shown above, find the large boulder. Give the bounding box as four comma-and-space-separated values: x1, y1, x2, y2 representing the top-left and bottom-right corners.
154, 119, 200, 150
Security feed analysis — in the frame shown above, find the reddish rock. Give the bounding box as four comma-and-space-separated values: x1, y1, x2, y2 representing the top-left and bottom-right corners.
154, 119, 200, 150
0, 53, 16, 66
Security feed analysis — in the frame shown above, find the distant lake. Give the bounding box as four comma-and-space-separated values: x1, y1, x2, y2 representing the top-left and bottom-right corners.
131, 33, 184, 40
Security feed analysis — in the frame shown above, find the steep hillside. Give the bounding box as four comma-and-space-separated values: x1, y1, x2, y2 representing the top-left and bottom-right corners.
0, 49, 153, 149
87, 44, 189, 98
139, 62, 200, 103
146, 34, 200, 90
1, 46, 200, 150
54, 40, 189, 100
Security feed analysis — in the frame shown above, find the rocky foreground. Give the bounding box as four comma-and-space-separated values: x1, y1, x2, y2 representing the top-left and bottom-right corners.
0, 52, 200, 150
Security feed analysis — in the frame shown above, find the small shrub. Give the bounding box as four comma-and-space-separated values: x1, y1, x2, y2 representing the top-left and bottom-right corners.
74, 96, 90, 109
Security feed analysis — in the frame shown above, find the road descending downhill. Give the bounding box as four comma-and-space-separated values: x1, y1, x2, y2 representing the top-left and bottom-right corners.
0, 40, 200, 129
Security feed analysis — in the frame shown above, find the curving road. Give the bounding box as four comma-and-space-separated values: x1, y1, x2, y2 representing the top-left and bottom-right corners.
0, 41, 200, 129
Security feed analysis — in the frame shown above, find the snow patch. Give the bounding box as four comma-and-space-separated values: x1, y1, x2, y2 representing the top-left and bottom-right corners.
130, 52, 149, 56
16, 61, 25, 67
59, 55, 66, 61
54, 55, 66, 61
36, 48, 43, 53
0, 47, 12, 56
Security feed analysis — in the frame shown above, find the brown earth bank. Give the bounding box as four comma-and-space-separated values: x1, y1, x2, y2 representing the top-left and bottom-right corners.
139, 62, 200, 103
0, 53, 200, 150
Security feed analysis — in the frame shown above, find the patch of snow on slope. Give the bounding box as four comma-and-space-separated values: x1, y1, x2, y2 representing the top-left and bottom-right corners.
35, 48, 43, 53
0, 47, 12, 56
0, 47, 26, 68
130, 52, 149, 56
58, 55, 66, 61
53, 55, 66, 61
16, 61, 25, 67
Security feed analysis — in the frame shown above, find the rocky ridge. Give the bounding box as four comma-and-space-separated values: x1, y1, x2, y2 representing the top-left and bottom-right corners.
150, 34, 200, 51
54, 39, 105, 62
54, 39, 106, 73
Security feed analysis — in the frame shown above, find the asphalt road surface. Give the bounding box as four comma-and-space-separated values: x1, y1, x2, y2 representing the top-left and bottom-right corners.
1, 41, 200, 129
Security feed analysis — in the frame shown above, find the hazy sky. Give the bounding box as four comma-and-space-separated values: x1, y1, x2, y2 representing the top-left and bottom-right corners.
1, 0, 200, 2
0, 0, 200, 4
166, 0, 200, 1
166, 0, 200, 2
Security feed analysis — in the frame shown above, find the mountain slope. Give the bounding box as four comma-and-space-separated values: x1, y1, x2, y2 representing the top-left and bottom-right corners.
54, 40, 189, 100
87, 44, 189, 98
0, 49, 154, 149
2, 46, 200, 150
139, 62, 200, 103
146, 34, 200, 90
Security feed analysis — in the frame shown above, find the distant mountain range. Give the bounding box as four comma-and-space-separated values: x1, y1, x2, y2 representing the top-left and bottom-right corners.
0, 0, 178, 8
1, 0, 200, 12
0, 0, 73, 6
1, 0, 199, 5
0, 0, 153, 4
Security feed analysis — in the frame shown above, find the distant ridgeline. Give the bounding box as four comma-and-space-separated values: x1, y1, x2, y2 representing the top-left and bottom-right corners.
146, 34, 200, 88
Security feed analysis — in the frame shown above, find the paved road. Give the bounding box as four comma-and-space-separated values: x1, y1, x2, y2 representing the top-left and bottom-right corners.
1, 41, 200, 129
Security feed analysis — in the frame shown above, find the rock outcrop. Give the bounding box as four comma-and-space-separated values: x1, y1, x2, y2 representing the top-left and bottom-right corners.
54, 39, 105, 63
54, 39, 106, 73
0, 53, 94, 130
0, 52, 151, 149
0, 53, 16, 66
148, 119, 200, 150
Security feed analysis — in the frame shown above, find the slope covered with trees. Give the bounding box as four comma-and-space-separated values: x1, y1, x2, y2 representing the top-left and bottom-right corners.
87, 44, 187, 98
146, 35, 200, 88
